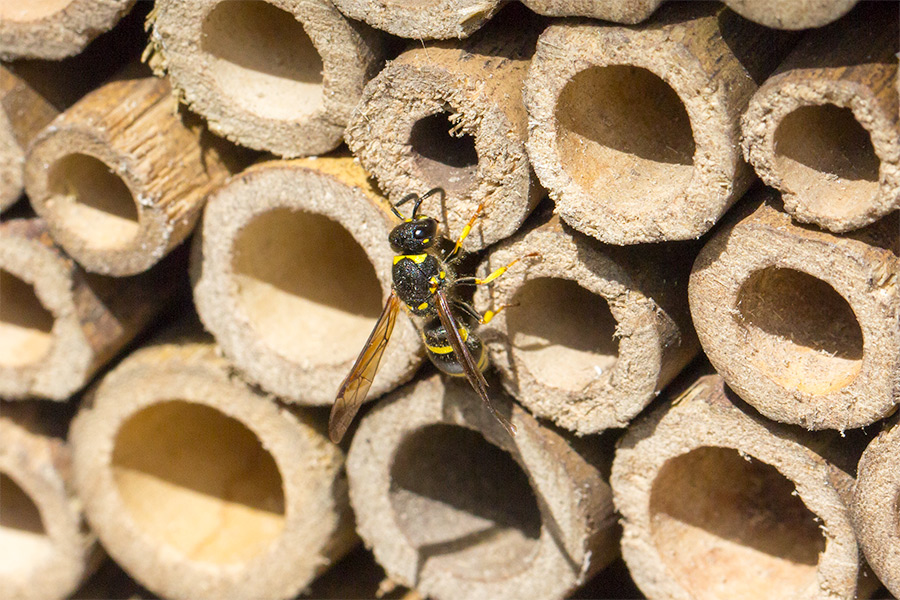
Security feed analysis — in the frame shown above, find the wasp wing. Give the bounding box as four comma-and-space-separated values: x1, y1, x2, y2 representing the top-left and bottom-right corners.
329, 292, 401, 443
434, 290, 516, 436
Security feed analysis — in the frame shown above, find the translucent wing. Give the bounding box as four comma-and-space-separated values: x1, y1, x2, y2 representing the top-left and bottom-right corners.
434, 290, 516, 436
329, 292, 401, 443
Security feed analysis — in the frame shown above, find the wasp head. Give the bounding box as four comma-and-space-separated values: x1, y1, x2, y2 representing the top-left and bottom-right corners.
389, 216, 438, 253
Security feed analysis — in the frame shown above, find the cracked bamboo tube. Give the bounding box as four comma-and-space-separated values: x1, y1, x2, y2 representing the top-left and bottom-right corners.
689, 188, 900, 431
0, 402, 98, 600
473, 210, 698, 434
722, 0, 858, 30
192, 155, 423, 406
0, 218, 180, 400
332, 0, 503, 39
612, 373, 873, 600
69, 323, 356, 600
345, 4, 544, 252
149, 0, 389, 157
346, 373, 619, 600
524, 2, 796, 245
0, 0, 136, 60
520, 0, 662, 22
742, 2, 899, 232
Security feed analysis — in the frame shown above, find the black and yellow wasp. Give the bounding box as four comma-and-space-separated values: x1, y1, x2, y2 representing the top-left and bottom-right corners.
329, 188, 530, 443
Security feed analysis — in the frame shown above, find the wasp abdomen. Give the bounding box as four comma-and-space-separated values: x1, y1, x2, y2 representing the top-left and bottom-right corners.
421, 318, 487, 377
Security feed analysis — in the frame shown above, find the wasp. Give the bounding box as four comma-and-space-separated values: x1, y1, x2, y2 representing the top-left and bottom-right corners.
329, 188, 532, 443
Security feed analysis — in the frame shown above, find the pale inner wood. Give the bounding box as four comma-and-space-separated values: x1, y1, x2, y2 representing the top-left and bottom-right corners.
0, 0, 71, 21
650, 447, 825, 600
390, 424, 541, 581
0, 472, 54, 574
112, 401, 286, 564
202, 1, 325, 122
409, 111, 479, 195
0, 270, 54, 368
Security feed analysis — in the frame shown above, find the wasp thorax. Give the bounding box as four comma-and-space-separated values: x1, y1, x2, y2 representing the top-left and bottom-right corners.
389, 217, 438, 253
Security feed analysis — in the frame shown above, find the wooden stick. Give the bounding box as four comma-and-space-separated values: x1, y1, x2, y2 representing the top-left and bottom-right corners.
524, 2, 796, 244
24, 75, 238, 276
520, 0, 662, 23
0, 402, 99, 600
148, 0, 389, 157
473, 211, 698, 434
611, 373, 874, 600
0, 0, 136, 60
346, 373, 619, 600
689, 187, 900, 431
0, 218, 181, 400
345, 4, 545, 252
742, 2, 899, 232
331, 0, 503, 39
192, 155, 424, 406
68, 322, 357, 600
722, 0, 858, 30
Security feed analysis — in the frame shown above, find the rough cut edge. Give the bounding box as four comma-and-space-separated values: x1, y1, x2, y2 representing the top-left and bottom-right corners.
330, 0, 503, 39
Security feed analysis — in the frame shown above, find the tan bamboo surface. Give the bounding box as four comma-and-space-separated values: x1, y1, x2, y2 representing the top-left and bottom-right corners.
520, 0, 662, 22
148, 0, 389, 158
192, 155, 423, 406
473, 210, 698, 434
68, 322, 357, 600
345, 4, 544, 253
612, 373, 873, 600
24, 74, 239, 277
851, 413, 900, 598
689, 188, 900, 431
0, 0, 136, 60
723, 0, 859, 30
524, 2, 797, 245
346, 373, 620, 600
0, 402, 99, 600
742, 2, 899, 232
0, 218, 181, 400
331, 0, 504, 39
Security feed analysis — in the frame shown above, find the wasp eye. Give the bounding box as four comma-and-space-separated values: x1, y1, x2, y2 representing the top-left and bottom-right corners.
413, 226, 427, 239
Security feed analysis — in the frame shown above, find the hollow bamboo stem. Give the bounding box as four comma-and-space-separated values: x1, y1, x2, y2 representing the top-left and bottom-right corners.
722, 0, 859, 30
332, 0, 504, 39
520, 0, 662, 22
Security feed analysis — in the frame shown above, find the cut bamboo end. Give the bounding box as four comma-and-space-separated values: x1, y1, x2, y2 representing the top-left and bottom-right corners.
524, 3, 795, 244
742, 3, 900, 232
25, 75, 234, 276
612, 374, 869, 600
192, 155, 423, 406
0, 403, 96, 600
69, 327, 356, 600
345, 5, 544, 252
520, 0, 662, 23
0, 0, 135, 60
689, 189, 900, 431
473, 214, 698, 434
0, 218, 179, 400
852, 415, 900, 598
331, 0, 502, 39
346, 374, 619, 600
149, 0, 388, 157
722, 0, 858, 29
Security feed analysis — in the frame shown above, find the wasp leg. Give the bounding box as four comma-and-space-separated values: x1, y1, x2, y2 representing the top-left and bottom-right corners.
456, 252, 541, 287
452, 299, 515, 325
445, 201, 485, 262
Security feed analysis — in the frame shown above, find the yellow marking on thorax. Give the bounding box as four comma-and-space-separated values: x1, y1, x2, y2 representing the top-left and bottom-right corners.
417, 301, 429, 310
394, 253, 429, 265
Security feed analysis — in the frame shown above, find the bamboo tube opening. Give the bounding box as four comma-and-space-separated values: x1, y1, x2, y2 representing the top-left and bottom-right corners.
555, 65, 695, 210
111, 400, 286, 565
0, 471, 53, 574
389, 423, 542, 580
737, 266, 863, 395
409, 111, 479, 195
506, 277, 619, 393
231, 207, 383, 367
0, 269, 54, 368
200, 1, 324, 122
0, 0, 71, 22
649, 446, 826, 600
46, 153, 139, 250
774, 104, 880, 224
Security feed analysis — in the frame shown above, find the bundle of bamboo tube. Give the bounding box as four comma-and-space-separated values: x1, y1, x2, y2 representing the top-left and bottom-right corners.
2, 1, 898, 599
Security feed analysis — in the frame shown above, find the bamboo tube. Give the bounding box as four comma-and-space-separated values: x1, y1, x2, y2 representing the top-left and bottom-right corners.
0, 402, 98, 600
192, 155, 423, 406
0, 0, 136, 60
520, 0, 662, 23
723, 0, 858, 30
68, 323, 356, 600
689, 188, 900, 431
473, 210, 698, 434
611, 373, 873, 600
0, 218, 180, 400
148, 0, 389, 158
742, 2, 899, 232
346, 373, 620, 600
524, 2, 796, 245
345, 4, 544, 252
851, 414, 900, 598
25, 75, 237, 276
331, 0, 503, 39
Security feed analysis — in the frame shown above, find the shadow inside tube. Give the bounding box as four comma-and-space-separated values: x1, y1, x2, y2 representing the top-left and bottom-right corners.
0, 473, 46, 536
